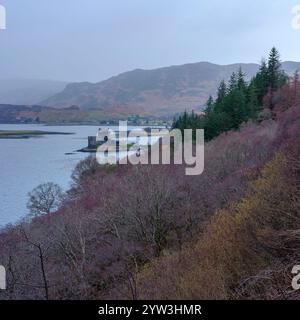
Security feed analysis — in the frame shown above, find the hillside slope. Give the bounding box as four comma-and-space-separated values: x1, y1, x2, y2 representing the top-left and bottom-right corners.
1, 82, 300, 299
1, 50, 299, 300
41, 61, 300, 115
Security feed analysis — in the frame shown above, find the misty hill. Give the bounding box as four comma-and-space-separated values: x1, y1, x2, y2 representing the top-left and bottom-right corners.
41, 61, 300, 115
0, 79, 68, 105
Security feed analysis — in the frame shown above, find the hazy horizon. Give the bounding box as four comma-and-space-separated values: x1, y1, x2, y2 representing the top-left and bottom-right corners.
0, 0, 300, 82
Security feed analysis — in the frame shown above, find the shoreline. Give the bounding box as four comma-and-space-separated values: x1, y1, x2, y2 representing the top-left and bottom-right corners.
0, 130, 74, 139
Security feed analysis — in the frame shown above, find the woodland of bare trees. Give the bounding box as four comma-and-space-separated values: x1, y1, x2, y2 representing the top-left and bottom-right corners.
1, 56, 300, 300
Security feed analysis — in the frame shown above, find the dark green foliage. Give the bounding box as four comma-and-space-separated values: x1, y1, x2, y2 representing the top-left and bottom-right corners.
172, 110, 205, 140
267, 47, 288, 91
173, 48, 288, 141
252, 59, 269, 104
251, 47, 288, 108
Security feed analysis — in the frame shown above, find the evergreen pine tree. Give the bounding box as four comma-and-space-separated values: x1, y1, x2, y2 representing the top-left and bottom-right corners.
252, 59, 269, 105
228, 72, 237, 92
173, 48, 289, 141
237, 67, 247, 91
216, 80, 227, 103
268, 47, 282, 91
205, 95, 214, 113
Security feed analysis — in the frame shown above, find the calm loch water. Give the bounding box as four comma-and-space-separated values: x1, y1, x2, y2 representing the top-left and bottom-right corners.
0, 124, 107, 227
0, 124, 160, 227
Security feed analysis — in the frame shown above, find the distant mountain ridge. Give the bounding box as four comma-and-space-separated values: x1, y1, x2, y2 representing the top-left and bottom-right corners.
41, 61, 300, 115
0, 79, 68, 105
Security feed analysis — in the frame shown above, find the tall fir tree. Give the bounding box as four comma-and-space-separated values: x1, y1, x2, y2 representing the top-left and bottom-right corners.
173, 48, 289, 141
268, 47, 282, 91
228, 72, 237, 92
252, 59, 269, 105
205, 95, 214, 113
216, 80, 227, 103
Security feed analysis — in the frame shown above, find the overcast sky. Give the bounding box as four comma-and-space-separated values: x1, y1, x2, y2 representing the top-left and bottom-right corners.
0, 0, 299, 82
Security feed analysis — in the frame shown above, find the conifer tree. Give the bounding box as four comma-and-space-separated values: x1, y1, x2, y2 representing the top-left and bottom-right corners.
205, 95, 214, 113
172, 48, 289, 141
216, 80, 227, 103
268, 47, 283, 91
228, 72, 237, 92
237, 67, 247, 91
252, 59, 269, 105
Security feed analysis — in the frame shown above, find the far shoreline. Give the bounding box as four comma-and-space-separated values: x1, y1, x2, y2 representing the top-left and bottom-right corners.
0, 130, 74, 139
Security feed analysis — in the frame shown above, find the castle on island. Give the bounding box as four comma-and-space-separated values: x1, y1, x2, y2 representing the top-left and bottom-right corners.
83, 127, 155, 152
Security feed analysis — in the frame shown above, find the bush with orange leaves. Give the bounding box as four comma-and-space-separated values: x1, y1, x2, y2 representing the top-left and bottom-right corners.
136, 151, 300, 299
